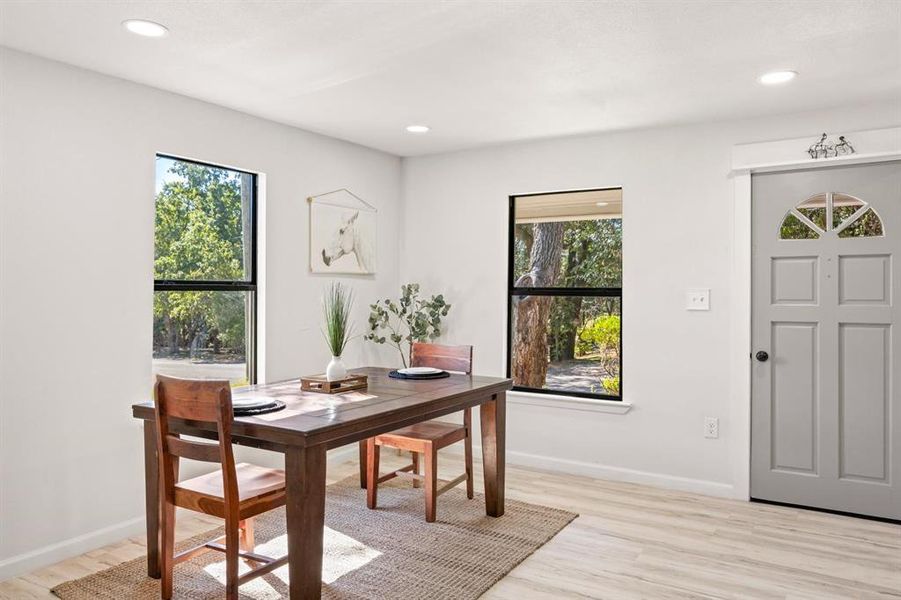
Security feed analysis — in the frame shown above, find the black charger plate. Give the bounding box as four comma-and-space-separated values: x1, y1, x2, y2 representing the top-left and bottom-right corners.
388, 370, 450, 380
234, 400, 286, 416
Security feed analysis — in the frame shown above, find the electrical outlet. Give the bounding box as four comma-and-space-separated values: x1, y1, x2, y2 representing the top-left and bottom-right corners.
686, 288, 710, 311
704, 417, 719, 439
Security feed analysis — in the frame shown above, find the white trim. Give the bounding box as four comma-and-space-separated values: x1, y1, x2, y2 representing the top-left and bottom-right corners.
731, 127, 901, 174
0, 516, 146, 582
0, 444, 359, 582
445, 445, 736, 499
256, 173, 268, 383
731, 171, 752, 501
730, 125, 901, 503
734, 150, 901, 175
508, 390, 632, 414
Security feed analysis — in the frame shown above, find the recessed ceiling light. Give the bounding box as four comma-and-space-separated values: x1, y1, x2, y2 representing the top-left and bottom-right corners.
405, 125, 430, 134
758, 70, 797, 85
596, 202, 609, 207
122, 19, 169, 38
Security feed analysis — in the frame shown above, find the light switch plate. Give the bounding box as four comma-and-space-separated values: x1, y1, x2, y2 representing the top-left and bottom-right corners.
686, 288, 710, 311
704, 417, 719, 438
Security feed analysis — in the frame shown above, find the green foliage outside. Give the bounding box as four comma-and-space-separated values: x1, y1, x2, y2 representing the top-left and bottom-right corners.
514, 217, 622, 393
576, 314, 621, 394
780, 213, 819, 240
514, 219, 621, 289
365, 283, 451, 368
153, 159, 249, 360
575, 314, 620, 356
780, 204, 883, 240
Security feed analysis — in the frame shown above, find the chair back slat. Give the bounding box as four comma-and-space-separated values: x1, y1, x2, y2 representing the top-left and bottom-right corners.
167, 436, 222, 463
155, 376, 231, 422
411, 342, 473, 374
153, 375, 239, 508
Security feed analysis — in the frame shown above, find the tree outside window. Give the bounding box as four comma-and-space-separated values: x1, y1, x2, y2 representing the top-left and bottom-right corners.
153, 156, 256, 385
509, 189, 622, 399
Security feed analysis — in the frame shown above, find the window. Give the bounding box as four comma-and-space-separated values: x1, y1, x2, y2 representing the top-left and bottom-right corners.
780, 192, 884, 240
153, 155, 257, 385
507, 188, 623, 400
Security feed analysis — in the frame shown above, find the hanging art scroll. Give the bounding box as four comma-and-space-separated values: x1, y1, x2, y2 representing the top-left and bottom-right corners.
308, 189, 377, 275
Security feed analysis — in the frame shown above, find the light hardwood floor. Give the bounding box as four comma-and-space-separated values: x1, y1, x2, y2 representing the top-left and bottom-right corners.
1, 453, 898, 599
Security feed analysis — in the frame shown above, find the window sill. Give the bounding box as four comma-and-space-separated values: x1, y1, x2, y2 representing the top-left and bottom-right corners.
508, 390, 633, 414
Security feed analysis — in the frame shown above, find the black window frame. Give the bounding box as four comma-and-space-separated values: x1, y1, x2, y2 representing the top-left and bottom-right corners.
506, 187, 623, 402
153, 154, 259, 384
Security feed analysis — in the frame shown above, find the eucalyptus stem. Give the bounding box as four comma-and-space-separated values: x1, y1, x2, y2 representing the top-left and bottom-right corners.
384, 320, 408, 367
364, 283, 451, 367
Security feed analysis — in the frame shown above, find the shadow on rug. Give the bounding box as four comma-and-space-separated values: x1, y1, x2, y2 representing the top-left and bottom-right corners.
52, 475, 577, 599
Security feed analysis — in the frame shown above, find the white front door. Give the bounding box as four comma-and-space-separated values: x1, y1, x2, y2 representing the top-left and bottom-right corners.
751, 161, 901, 520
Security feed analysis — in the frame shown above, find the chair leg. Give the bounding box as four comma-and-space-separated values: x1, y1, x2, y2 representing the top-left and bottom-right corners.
159, 501, 175, 600
424, 444, 438, 523
366, 438, 380, 509
464, 408, 474, 499
224, 520, 240, 600
412, 451, 421, 488
239, 519, 255, 565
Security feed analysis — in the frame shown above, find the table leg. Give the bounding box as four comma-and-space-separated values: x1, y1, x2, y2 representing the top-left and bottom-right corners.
143, 420, 161, 578
480, 391, 506, 517
286, 444, 327, 600
358, 440, 368, 488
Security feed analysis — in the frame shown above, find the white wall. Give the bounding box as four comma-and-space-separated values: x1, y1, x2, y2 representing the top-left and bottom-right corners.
0, 48, 402, 575
2, 42, 899, 582
400, 101, 901, 497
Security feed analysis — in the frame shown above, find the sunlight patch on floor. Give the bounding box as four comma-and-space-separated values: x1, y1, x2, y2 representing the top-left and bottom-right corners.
202, 527, 382, 596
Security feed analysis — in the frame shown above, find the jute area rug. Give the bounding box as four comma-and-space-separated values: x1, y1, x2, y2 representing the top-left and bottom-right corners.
52, 475, 577, 599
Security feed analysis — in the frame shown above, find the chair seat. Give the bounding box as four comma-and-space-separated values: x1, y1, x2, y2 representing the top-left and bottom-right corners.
376, 420, 466, 450
175, 463, 286, 519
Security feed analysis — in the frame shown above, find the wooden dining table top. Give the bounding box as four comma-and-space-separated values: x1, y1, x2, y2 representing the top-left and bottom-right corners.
132, 366, 513, 449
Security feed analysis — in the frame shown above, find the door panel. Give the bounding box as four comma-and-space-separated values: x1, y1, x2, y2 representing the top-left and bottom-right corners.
838, 323, 890, 482
771, 257, 819, 305
752, 161, 901, 520
770, 322, 818, 473
838, 254, 891, 305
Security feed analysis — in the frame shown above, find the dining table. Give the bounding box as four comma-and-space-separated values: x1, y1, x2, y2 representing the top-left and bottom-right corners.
132, 366, 513, 600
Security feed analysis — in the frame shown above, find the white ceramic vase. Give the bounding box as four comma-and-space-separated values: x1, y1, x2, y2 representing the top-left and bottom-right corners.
326, 355, 347, 381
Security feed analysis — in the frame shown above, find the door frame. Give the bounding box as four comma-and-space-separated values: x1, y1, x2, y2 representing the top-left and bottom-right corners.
729, 126, 901, 500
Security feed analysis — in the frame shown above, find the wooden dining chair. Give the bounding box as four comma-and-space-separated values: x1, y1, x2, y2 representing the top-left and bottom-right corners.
364, 342, 474, 522
153, 375, 288, 600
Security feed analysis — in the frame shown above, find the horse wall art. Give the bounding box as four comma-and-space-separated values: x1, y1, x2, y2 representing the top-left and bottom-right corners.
310, 199, 376, 274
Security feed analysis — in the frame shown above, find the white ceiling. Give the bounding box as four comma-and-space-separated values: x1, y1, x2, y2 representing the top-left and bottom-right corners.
1, 1, 899, 157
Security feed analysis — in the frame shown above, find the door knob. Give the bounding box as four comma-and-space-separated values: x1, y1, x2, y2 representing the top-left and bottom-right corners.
755, 351, 769, 362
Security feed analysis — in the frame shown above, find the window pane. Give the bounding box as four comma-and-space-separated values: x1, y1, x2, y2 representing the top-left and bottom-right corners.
153, 290, 250, 385
155, 156, 254, 282
780, 212, 820, 239
510, 295, 621, 397
838, 208, 884, 238
513, 190, 622, 288
796, 194, 827, 231
832, 193, 865, 230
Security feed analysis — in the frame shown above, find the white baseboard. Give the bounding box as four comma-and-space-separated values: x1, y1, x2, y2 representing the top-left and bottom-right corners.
0, 443, 734, 583
0, 444, 362, 583
445, 446, 738, 499
0, 516, 146, 582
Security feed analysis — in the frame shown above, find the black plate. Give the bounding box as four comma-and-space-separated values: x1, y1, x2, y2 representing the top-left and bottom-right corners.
388, 370, 450, 380
234, 400, 286, 416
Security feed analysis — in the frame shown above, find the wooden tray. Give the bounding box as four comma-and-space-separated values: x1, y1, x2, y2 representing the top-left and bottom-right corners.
301, 373, 368, 394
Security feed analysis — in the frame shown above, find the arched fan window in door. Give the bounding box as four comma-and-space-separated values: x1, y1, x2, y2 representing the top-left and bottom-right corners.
779, 192, 884, 240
